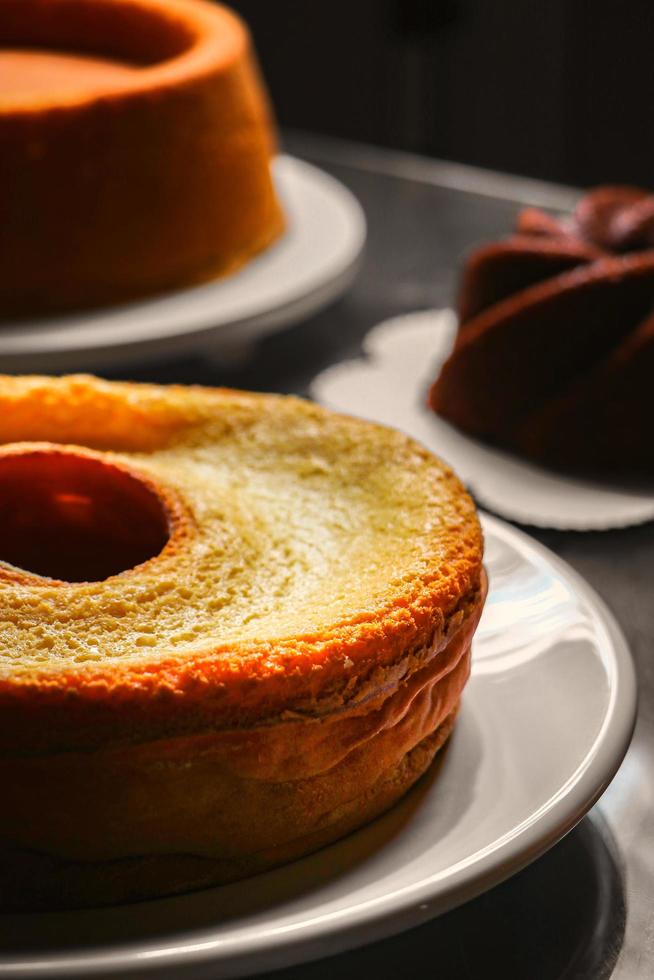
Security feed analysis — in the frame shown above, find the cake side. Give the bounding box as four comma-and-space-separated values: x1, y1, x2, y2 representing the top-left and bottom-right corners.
430, 185, 654, 474
0, 599, 481, 910
0, 716, 460, 911
0, 0, 284, 316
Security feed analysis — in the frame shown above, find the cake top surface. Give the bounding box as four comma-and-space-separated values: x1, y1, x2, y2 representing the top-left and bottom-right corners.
0, 50, 139, 101
0, 376, 482, 713
0, 0, 247, 113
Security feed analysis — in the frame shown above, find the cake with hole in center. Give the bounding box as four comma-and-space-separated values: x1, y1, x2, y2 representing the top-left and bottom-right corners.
0, 374, 485, 911
0, 0, 284, 316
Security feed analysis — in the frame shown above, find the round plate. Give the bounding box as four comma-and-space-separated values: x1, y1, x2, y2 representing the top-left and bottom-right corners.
0, 514, 635, 979
0, 156, 366, 372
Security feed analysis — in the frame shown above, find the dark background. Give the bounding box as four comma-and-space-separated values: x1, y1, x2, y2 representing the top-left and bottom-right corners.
232, 0, 654, 188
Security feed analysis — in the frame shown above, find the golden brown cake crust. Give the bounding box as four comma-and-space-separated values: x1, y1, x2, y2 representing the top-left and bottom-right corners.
0, 375, 485, 909
0, 0, 284, 315
0, 711, 460, 912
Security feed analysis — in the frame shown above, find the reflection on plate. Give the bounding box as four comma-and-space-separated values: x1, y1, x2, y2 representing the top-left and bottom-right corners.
0, 515, 635, 980
311, 309, 654, 530
0, 156, 366, 373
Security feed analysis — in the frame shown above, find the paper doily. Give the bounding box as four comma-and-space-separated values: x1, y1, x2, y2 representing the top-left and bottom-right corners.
311, 309, 654, 530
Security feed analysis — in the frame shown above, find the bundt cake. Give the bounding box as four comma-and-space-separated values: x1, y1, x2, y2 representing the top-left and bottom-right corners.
0, 375, 485, 911
0, 0, 284, 316
429, 186, 654, 474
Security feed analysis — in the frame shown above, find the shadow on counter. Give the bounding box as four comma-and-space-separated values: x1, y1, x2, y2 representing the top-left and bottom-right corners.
256, 811, 624, 980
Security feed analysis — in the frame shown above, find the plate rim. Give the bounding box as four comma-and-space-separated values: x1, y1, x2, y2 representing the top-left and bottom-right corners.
0, 156, 367, 370
0, 514, 637, 979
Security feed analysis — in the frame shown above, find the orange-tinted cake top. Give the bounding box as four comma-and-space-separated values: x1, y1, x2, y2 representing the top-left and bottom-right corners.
0, 376, 484, 750
0, 50, 139, 99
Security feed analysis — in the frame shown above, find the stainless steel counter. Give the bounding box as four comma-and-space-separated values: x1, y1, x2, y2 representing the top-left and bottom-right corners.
126, 134, 653, 979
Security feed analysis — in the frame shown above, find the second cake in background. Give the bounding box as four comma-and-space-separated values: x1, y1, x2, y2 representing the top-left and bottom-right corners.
0, 0, 284, 316
429, 186, 654, 475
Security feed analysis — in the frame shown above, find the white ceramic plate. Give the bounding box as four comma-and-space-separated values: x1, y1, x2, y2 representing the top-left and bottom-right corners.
0, 156, 366, 372
0, 515, 635, 979
311, 310, 654, 530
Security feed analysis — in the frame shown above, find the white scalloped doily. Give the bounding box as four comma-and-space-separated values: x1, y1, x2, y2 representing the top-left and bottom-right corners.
311, 309, 654, 530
